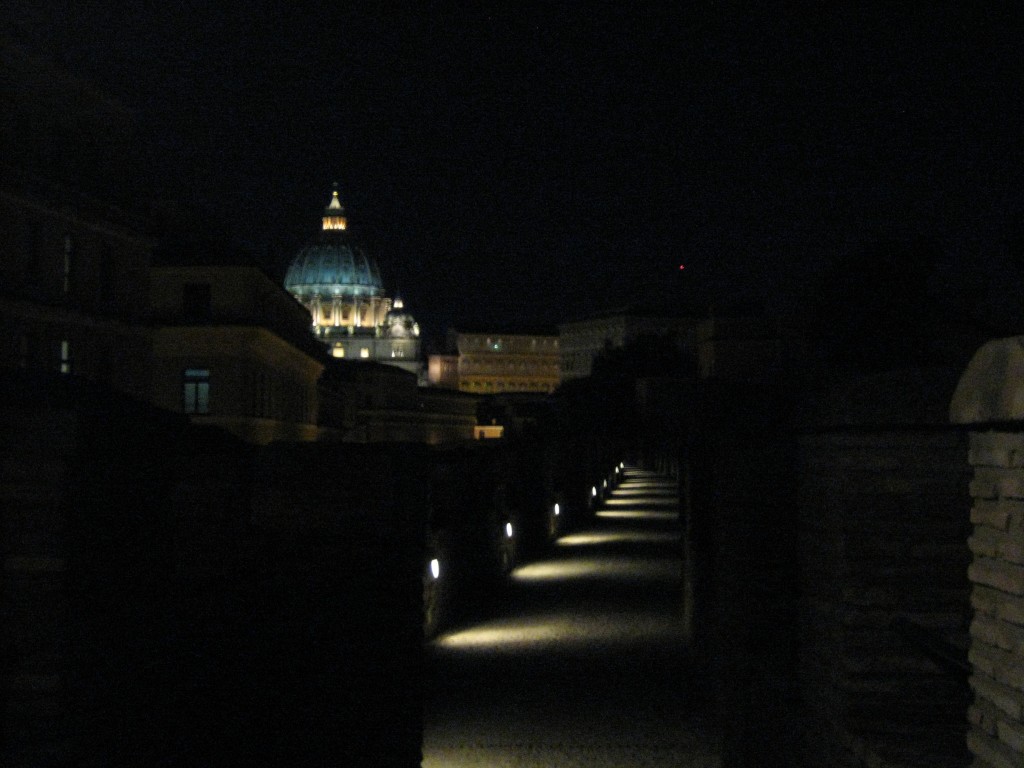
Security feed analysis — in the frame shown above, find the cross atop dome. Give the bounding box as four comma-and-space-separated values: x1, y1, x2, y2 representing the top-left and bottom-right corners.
323, 183, 347, 231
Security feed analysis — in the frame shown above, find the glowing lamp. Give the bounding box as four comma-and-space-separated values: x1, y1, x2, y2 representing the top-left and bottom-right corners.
591, 486, 597, 497
430, 558, 440, 580
553, 503, 560, 517
505, 522, 513, 538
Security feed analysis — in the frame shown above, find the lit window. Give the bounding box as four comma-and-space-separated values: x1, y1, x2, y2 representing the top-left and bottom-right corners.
183, 368, 210, 414
333, 346, 345, 358
59, 339, 71, 375
360, 347, 370, 358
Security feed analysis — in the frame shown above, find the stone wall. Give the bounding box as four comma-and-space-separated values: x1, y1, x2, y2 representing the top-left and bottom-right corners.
795, 369, 973, 768
950, 337, 1024, 768
798, 428, 971, 768
679, 369, 975, 768
1, 370, 427, 767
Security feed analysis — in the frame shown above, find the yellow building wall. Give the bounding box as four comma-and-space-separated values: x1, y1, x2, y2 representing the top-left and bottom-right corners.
150, 326, 323, 445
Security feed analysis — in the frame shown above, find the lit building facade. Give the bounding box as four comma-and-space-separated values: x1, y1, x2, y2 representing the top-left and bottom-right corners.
428, 329, 560, 394
147, 253, 325, 445
284, 189, 421, 375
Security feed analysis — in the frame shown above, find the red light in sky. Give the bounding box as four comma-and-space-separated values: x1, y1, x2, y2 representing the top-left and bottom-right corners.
679, 264, 685, 270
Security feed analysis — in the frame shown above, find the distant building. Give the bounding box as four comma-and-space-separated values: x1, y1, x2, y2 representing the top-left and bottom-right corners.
558, 310, 700, 381
147, 216, 326, 444
284, 188, 422, 375
428, 329, 560, 394
0, 35, 153, 399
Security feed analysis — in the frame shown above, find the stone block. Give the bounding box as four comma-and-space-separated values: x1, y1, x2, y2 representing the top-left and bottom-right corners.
967, 730, 1021, 768
970, 644, 999, 677
970, 641, 1024, 693
969, 701, 1000, 736
971, 615, 1017, 652
971, 673, 1024, 720
969, 432, 1024, 468
996, 660, 1024, 694
970, 469, 1024, 502
997, 717, 1024, 754
973, 585, 1003, 617
970, 558, 1024, 596
1000, 596, 1024, 627
972, 501, 1012, 531
967, 526, 1024, 566
971, 528, 1003, 559
1002, 539, 1024, 567
999, 472, 1024, 501
972, 476, 1003, 502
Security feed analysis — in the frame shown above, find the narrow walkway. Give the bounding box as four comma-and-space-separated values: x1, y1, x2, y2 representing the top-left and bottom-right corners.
422, 468, 720, 767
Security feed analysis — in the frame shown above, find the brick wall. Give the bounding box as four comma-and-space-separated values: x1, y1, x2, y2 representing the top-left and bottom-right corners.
960, 431, 1024, 768
950, 337, 1024, 768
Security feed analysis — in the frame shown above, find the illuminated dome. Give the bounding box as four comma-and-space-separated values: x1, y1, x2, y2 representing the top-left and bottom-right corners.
283, 186, 422, 376
284, 189, 384, 298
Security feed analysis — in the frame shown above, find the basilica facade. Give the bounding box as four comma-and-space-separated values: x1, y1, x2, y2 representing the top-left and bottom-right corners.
284, 188, 422, 375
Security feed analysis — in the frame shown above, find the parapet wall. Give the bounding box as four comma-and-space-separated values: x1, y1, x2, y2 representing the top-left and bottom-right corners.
681, 369, 974, 768
798, 427, 971, 768
951, 337, 1024, 768
796, 369, 973, 768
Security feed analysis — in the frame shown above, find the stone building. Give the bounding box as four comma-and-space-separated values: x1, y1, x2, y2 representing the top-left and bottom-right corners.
147, 211, 326, 444
428, 328, 560, 394
284, 188, 422, 375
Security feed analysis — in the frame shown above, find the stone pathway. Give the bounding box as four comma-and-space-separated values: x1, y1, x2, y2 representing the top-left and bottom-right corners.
422, 468, 721, 767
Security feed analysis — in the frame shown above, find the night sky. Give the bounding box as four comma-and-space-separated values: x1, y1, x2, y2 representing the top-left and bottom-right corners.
6, 4, 1024, 345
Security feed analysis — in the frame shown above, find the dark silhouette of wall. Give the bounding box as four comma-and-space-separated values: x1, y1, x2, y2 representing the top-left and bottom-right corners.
1, 370, 426, 767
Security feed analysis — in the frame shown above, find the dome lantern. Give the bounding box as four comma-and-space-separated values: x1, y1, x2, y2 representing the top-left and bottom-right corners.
322, 183, 347, 231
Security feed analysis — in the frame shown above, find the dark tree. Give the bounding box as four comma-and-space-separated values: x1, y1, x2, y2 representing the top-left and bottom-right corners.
811, 236, 982, 372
